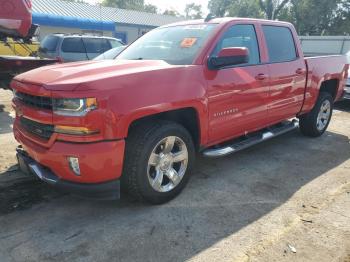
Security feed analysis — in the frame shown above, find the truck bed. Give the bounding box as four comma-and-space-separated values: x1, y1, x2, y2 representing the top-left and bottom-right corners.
301, 55, 349, 113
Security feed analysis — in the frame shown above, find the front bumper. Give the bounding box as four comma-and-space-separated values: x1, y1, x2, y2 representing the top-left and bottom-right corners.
13, 120, 125, 184
17, 148, 120, 200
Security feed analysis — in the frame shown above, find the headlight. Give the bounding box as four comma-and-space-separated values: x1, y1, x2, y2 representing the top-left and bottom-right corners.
53, 98, 97, 116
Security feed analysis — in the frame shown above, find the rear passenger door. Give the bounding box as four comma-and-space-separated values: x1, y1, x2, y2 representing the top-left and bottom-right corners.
262, 25, 307, 123
82, 38, 112, 60
60, 37, 87, 62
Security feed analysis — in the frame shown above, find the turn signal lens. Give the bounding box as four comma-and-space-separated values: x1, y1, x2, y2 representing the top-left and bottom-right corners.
54, 125, 99, 135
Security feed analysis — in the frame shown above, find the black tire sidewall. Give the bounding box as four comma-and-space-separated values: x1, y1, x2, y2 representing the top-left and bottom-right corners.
304, 92, 334, 136
316, 93, 333, 135
133, 122, 195, 204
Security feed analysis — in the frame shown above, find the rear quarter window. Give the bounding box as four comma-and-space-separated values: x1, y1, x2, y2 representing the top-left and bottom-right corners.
61, 38, 85, 53
262, 25, 297, 63
109, 39, 123, 48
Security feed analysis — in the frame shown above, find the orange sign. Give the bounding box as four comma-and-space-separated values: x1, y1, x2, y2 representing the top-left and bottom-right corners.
180, 38, 197, 48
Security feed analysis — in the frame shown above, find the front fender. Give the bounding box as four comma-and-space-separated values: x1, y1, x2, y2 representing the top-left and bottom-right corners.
115, 99, 208, 146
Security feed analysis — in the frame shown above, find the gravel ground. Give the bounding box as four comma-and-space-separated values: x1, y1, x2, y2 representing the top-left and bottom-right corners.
0, 89, 349, 262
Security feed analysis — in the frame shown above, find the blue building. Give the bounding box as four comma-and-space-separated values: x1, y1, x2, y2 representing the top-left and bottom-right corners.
32, 0, 183, 44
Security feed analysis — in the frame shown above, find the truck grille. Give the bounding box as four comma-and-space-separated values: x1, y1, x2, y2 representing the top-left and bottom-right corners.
20, 117, 54, 140
15, 91, 52, 110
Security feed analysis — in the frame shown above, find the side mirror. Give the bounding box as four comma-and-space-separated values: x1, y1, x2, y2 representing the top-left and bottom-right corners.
208, 47, 249, 70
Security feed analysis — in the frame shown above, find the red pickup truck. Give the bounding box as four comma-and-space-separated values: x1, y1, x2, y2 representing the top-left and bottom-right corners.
12, 18, 348, 204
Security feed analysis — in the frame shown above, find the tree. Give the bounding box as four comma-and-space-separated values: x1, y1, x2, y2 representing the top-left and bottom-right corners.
163, 9, 180, 17
227, 0, 263, 18
185, 3, 203, 19
208, 0, 232, 17
143, 4, 158, 14
287, 0, 344, 35
208, 0, 263, 18
329, 0, 350, 35
258, 0, 289, 19
208, 0, 350, 35
101, 0, 145, 11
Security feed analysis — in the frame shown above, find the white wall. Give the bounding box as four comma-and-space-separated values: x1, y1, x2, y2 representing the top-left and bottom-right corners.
300, 36, 350, 56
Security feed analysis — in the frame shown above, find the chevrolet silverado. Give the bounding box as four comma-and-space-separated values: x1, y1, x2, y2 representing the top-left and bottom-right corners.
12, 18, 348, 204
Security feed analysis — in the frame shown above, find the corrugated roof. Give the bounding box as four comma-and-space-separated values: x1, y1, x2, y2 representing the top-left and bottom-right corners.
32, 0, 184, 27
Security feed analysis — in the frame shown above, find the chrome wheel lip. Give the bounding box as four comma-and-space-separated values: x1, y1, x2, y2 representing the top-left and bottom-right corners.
316, 100, 331, 131
147, 136, 188, 193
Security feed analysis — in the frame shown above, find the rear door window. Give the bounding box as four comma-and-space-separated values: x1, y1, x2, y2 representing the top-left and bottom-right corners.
262, 26, 297, 63
60, 37, 87, 62
82, 38, 111, 54
61, 38, 85, 53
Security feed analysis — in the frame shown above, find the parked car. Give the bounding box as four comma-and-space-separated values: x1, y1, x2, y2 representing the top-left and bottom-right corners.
344, 70, 350, 99
93, 46, 126, 60
345, 51, 350, 99
13, 18, 348, 204
38, 34, 124, 62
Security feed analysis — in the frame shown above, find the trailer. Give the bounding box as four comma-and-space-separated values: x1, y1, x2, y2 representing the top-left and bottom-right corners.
0, 0, 57, 90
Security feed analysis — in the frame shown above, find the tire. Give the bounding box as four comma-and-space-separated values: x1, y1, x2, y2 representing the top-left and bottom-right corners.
299, 92, 334, 137
121, 120, 195, 204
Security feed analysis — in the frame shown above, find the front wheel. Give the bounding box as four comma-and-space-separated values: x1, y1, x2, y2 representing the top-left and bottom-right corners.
299, 92, 334, 137
122, 121, 195, 204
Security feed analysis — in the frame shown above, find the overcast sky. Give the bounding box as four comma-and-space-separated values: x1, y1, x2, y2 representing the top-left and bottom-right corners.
85, 0, 209, 15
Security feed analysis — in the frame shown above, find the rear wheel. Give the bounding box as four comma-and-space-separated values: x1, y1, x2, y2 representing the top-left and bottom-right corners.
122, 121, 195, 204
299, 92, 333, 137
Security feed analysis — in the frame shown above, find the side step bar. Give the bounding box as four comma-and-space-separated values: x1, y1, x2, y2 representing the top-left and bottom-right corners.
202, 120, 299, 158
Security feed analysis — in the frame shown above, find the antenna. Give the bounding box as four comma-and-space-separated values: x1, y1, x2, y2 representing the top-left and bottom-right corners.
205, 14, 215, 22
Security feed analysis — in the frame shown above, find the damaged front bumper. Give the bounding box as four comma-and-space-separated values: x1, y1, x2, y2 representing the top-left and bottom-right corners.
16, 147, 121, 200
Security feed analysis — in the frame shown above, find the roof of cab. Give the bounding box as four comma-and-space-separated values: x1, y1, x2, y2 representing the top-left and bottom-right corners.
160, 17, 294, 29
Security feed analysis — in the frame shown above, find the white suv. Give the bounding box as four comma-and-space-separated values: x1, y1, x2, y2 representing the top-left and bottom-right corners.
38, 34, 124, 62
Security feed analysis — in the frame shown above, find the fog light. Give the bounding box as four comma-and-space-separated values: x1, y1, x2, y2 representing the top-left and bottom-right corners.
68, 157, 80, 176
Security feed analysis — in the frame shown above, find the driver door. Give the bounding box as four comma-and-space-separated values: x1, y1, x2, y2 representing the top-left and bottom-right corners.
205, 24, 270, 143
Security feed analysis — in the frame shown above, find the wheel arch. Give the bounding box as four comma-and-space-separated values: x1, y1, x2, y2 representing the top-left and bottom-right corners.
120, 106, 205, 151
319, 79, 339, 101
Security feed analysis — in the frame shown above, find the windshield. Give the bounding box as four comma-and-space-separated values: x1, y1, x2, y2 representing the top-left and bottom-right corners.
117, 24, 217, 65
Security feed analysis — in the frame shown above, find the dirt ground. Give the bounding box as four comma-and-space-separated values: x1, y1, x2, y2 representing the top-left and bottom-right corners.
0, 88, 349, 262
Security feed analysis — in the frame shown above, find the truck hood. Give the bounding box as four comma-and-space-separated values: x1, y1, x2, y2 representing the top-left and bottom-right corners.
14, 60, 179, 91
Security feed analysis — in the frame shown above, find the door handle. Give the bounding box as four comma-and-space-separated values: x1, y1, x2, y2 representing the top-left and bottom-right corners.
255, 73, 268, 81
296, 68, 305, 75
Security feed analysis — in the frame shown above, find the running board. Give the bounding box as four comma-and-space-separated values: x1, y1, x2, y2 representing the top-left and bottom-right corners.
202, 120, 299, 158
